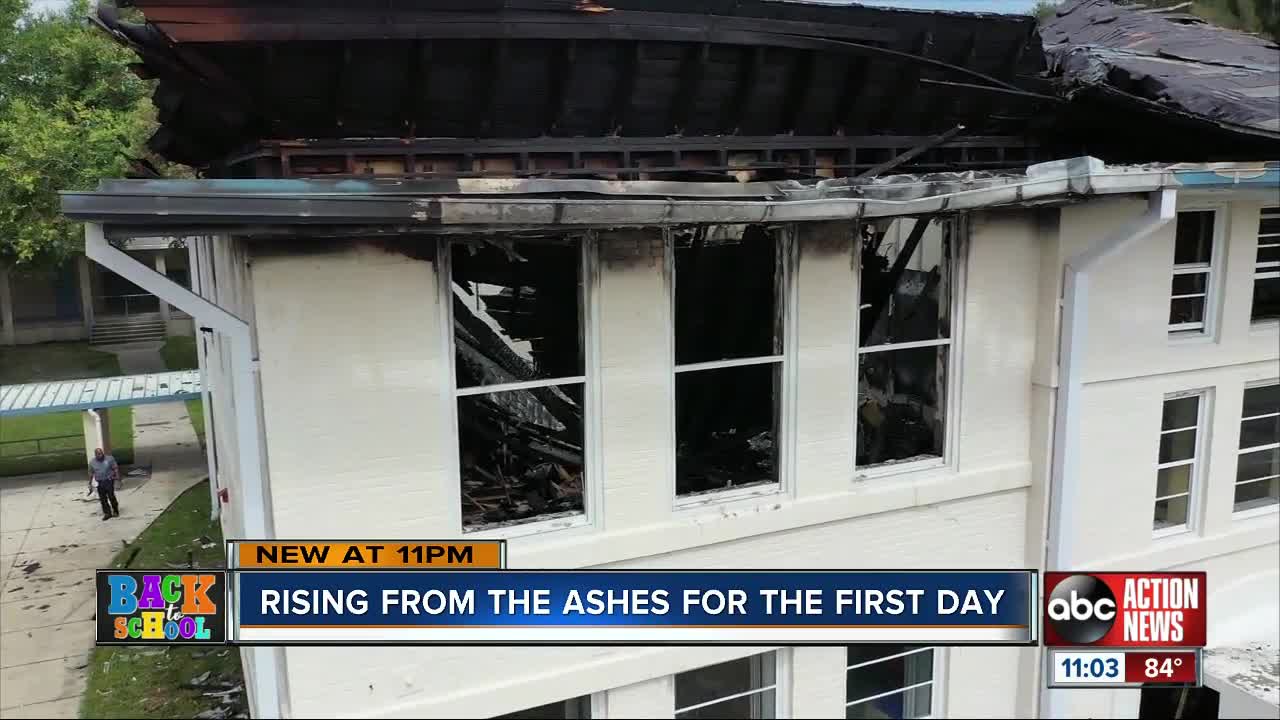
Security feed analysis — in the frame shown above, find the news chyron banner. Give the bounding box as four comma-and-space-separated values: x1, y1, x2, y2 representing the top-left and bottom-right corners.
1043, 572, 1207, 689
95, 540, 1039, 646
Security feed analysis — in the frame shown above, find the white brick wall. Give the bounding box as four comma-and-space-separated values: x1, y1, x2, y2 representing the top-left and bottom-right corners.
196, 195, 1278, 719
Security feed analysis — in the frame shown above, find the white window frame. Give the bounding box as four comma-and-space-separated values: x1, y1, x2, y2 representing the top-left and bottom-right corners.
673, 651, 782, 719
1153, 389, 1209, 538
844, 645, 945, 720
668, 225, 798, 509
853, 216, 967, 479
1168, 207, 1226, 337
440, 234, 602, 539
1233, 379, 1280, 518
1252, 207, 1280, 325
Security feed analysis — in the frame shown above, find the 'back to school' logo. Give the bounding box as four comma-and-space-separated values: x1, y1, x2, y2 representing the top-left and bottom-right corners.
95, 570, 226, 645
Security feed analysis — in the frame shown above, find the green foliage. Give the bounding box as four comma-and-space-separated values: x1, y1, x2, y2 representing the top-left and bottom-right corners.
0, 0, 158, 269
1128, 0, 1279, 40
1033, 0, 1060, 20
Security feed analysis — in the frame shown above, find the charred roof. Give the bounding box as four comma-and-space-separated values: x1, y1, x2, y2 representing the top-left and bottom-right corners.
95, 0, 1057, 172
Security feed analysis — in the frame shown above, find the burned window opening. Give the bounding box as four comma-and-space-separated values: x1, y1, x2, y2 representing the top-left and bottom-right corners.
451, 237, 587, 531
857, 216, 956, 469
1169, 210, 1217, 333
673, 224, 786, 497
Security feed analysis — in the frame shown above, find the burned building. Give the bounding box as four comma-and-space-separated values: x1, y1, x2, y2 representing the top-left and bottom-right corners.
60, 0, 1280, 718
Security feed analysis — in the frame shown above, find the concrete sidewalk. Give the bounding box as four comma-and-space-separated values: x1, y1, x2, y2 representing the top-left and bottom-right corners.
0, 342, 206, 719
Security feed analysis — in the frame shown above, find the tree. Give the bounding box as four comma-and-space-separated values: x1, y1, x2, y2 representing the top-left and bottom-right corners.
0, 0, 158, 269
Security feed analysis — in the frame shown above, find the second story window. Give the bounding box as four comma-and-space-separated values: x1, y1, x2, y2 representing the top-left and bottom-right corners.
846, 645, 936, 719
1252, 207, 1280, 322
675, 653, 777, 719
673, 225, 786, 499
1235, 383, 1279, 513
857, 216, 956, 469
451, 237, 587, 532
1168, 210, 1218, 335
1155, 392, 1205, 534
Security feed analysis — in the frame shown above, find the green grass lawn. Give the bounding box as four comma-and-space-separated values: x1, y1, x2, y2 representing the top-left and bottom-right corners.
159, 336, 206, 442
81, 480, 245, 719
0, 343, 135, 476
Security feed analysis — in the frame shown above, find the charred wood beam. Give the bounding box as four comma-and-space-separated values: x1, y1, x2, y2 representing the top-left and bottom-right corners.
780, 49, 816, 135
917, 79, 1062, 104
833, 55, 869, 135
922, 30, 977, 133
668, 42, 710, 135
333, 41, 351, 130
970, 25, 1035, 125
546, 40, 577, 133
874, 29, 932, 133
723, 46, 765, 134
485, 39, 511, 136
861, 214, 934, 345
853, 124, 964, 180
404, 40, 432, 136
608, 41, 642, 135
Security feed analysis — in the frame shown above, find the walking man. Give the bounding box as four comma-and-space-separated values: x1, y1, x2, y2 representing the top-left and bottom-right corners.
88, 448, 120, 520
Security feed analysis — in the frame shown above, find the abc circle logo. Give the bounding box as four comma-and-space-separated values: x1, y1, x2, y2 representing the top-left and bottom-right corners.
1047, 574, 1116, 644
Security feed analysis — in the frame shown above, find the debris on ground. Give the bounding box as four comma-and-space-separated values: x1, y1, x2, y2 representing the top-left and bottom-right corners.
20, 561, 41, 574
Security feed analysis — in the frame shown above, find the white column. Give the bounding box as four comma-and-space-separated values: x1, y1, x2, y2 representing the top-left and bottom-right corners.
606, 675, 673, 719
790, 647, 846, 718
81, 409, 105, 464
154, 253, 172, 322
77, 254, 95, 333
0, 265, 15, 345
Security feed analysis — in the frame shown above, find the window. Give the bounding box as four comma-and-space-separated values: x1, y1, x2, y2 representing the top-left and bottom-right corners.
846, 646, 936, 719
1252, 207, 1280, 322
1155, 392, 1204, 533
1168, 210, 1217, 334
451, 237, 587, 531
675, 653, 777, 719
673, 225, 786, 498
1235, 383, 1279, 513
493, 695, 591, 719
857, 216, 957, 468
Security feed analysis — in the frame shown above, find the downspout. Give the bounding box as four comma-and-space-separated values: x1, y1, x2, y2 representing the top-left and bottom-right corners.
84, 224, 283, 719
187, 239, 221, 522
1040, 189, 1177, 718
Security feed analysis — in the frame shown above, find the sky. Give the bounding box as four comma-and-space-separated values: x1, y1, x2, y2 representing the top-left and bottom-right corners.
30, 0, 1043, 15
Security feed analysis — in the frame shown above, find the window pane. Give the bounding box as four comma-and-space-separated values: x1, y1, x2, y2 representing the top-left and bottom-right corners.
846, 647, 933, 713
676, 690, 776, 719
860, 217, 953, 346
676, 363, 780, 496
494, 696, 591, 719
1162, 396, 1200, 430
1168, 297, 1205, 325
1258, 245, 1280, 264
848, 645, 927, 668
1235, 477, 1280, 512
1259, 212, 1280, 236
1240, 415, 1280, 449
1159, 429, 1197, 464
674, 225, 780, 365
676, 654, 775, 713
1237, 447, 1280, 483
1252, 277, 1280, 321
453, 238, 583, 388
1242, 384, 1280, 419
458, 383, 584, 530
1173, 211, 1214, 265
1154, 496, 1189, 530
847, 685, 933, 720
1170, 273, 1207, 295
858, 345, 947, 467
1156, 465, 1192, 498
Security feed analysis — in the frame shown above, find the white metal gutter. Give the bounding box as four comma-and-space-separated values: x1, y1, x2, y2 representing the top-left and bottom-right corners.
1038, 189, 1178, 719
84, 224, 284, 720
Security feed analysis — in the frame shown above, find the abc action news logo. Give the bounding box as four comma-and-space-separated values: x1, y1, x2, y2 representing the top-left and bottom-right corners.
1043, 572, 1207, 647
